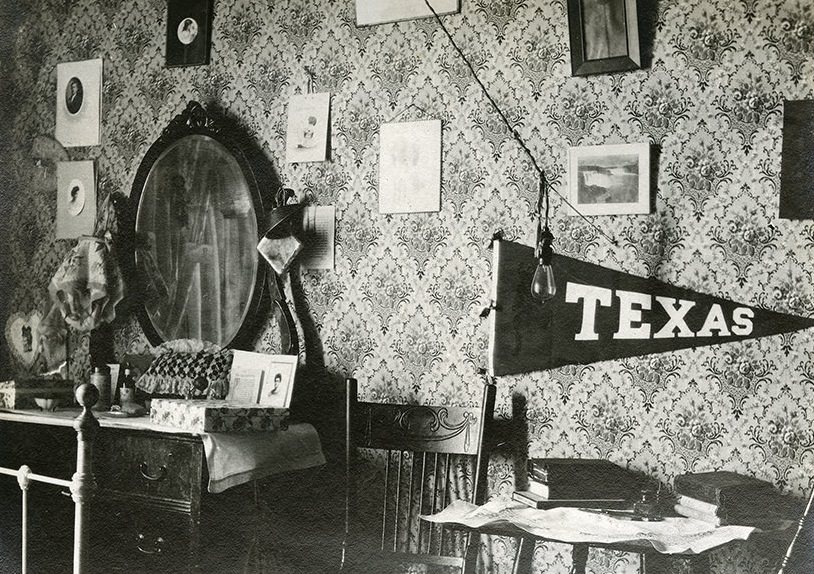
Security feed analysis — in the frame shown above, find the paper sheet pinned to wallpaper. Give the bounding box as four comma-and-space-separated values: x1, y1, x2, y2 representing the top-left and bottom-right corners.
300, 205, 335, 270
355, 0, 460, 26
379, 119, 441, 214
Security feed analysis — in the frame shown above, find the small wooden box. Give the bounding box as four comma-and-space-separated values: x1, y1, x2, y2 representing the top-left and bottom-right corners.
150, 398, 289, 433
0, 379, 76, 410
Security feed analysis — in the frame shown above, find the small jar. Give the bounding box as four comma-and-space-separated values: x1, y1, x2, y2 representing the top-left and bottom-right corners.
633, 488, 660, 520
90, 366, 111, 411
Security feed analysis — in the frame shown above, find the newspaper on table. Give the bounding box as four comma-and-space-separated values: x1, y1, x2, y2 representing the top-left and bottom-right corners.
421, 499, 763, 554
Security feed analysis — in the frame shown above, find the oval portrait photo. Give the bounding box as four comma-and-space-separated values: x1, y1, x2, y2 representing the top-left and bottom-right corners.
177, 17, 199, 45
65, 77, 83, 115
67, 178, 86, 216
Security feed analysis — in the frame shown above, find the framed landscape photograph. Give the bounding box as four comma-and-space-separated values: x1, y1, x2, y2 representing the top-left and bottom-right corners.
166, 0, 212, 67
567, 0, 641, 76
568, 143, 650, 216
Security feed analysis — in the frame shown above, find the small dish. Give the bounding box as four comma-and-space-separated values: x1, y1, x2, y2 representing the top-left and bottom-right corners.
34, 397, 59, 412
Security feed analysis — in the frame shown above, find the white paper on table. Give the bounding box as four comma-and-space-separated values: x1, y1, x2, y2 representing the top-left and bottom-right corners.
379, 120, 441, 214
300, 205, 335, 270
421, 499, 758, 555
285, 93, 330, 163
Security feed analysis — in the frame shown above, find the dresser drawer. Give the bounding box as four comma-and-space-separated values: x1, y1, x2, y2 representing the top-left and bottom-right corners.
89, 504, 194, 574
95, 431, 204, 510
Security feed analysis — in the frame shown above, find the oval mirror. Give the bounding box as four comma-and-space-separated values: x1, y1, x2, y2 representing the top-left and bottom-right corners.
131, 102, 265, 348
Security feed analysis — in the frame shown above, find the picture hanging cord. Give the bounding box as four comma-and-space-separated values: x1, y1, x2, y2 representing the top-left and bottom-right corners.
385, 103, 427, 124
422, 0, 619, 247
304, 66, 316, 94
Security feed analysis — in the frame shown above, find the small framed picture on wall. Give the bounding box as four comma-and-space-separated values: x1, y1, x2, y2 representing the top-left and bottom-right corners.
568, 143, 650, 216
166, 0, 213, 67
567, 0, 641, 76
56, 160, 96, 239
55, 59, 102, 147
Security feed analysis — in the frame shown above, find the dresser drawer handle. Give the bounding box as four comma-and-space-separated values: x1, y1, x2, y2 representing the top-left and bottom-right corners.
139, 462, 168, 482
136, 533, 164, 555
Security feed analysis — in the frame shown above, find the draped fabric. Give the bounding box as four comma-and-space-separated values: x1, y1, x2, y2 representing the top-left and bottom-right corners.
47, 235, 124, 332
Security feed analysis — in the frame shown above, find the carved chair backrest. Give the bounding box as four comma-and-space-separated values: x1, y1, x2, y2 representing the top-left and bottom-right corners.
343, 378, 496, 574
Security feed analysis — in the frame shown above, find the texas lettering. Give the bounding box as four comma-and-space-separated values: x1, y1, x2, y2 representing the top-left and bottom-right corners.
564, 282, 754, 341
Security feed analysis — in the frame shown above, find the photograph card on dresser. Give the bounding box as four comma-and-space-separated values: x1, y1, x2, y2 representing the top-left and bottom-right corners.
55, 59, 102, 147
228, 351, 298, 409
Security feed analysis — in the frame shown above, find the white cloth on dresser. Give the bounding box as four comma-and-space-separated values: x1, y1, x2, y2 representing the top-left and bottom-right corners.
201, 423, 325, 493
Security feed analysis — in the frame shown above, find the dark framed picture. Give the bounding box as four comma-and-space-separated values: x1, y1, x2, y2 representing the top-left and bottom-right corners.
567, 0, 641, 76
779, 100, 814, 219
166, 0, 212, 67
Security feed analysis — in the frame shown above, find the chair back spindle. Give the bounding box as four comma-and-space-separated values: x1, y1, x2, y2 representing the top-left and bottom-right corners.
342, 377, 495, 573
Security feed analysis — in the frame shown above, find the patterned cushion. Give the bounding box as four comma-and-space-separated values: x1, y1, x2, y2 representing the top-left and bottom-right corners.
135, 350, 233, 399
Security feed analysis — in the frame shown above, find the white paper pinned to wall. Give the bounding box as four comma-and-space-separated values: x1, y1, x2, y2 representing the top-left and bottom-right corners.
300, 205, 336, 270
379, 120, 442, 214
355, 0, 460, 26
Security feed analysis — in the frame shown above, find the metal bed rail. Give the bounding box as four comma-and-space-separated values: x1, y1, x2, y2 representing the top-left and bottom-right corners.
0, 383, 99, 574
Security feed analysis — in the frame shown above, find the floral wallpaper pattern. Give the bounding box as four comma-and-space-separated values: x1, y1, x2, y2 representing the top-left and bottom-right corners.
2, 0, 814, 572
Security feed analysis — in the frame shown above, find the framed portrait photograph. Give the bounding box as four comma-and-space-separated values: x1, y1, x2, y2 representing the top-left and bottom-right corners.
55, 59, 102, 147
56, 160, 96, 239
568, 143, 650, 216
166, 0, 212, 67
258, 355, 297, 409
567, 0, 640, 76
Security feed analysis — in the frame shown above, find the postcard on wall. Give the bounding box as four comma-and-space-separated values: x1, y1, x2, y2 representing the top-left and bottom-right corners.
55, 59, 102, 148
379, 119, 441, 214
567, 143, 650, 216
228, 350, 298, 409
779, 100, 814, 219
300, 205, 336, 270
356, 0, 460, 26
56, 161, 96, 239
285, 93, 331, 163
166, 0, 213, 67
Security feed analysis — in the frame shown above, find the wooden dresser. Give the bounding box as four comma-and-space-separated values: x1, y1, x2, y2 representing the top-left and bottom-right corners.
0, 410, 261, 574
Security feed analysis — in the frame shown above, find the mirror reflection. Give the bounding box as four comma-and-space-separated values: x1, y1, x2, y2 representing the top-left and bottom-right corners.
135, 134, 258, 346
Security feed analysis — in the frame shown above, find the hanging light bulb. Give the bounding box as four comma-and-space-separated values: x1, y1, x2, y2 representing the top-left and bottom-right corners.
530, 177, 556, 303
530, 229, 556, 302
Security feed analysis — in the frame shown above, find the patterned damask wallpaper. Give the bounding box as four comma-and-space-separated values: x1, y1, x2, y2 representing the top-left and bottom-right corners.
2, 0, 814, 572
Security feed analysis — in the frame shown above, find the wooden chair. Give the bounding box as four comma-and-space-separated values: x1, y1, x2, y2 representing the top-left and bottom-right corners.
777, 485, 814, 574
340, 378, 496, 574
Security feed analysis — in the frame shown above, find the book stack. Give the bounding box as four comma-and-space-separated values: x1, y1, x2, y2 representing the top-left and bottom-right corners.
513, 458, 644, 509
673, 471, 791, 526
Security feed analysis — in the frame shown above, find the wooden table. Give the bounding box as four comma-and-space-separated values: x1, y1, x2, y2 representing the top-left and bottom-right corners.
446, 512, 794, 574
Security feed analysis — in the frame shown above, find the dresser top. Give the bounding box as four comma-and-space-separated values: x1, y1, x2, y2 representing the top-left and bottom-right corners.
0, 408, 196, 434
